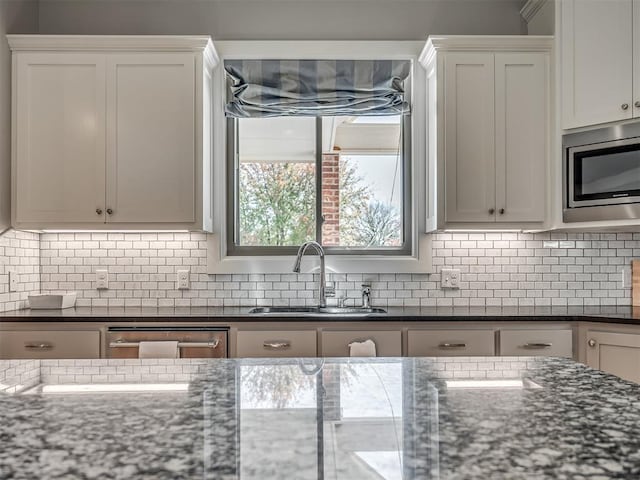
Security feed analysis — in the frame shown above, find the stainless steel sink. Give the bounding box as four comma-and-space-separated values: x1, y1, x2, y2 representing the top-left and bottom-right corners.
248, 306, 387, 316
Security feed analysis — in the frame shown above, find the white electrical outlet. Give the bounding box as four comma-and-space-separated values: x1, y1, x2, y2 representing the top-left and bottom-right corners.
441, 268, 461, 289
8, 271, 18, 292
177, 269, 190, 290
96, 269, 109, 290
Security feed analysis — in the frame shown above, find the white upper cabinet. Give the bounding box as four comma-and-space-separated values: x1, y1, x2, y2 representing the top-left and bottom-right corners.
495, 53, 547, 223
14, 53, 106, 224
443, 53, 496, 223
421, 36, 551, 230
561, 0, 634, 129
9, 36, 217, 231
106, 54, 196, 225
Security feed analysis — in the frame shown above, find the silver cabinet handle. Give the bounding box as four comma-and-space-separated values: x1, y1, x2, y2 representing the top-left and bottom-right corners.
523, 342, 552, 349
96, 208, 103, 215
263, 340, 291, 350
635, 101, 640, 108
24, 342, 53, 350
488, 208, 495, 215
588, 339, 596, 348
106, 208, 113, 215
438, 343, 467, 349
499, 208, 505, 215
622, 103, 630, 110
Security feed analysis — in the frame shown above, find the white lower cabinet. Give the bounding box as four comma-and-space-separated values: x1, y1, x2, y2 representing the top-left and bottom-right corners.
320, 330, 402, 357
236, 330, 317, 358
585, 330, 640, 383
499, 329, 573, 358
407, 329, 495, 357
0, 330, 101, 359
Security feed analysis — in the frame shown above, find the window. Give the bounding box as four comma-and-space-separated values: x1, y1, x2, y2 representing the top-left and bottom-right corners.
227, 114, 411, 255
223, 58, 412, 256
208, 42, 433, 274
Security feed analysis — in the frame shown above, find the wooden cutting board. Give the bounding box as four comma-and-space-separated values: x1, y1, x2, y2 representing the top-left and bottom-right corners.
632, 260, 640, 306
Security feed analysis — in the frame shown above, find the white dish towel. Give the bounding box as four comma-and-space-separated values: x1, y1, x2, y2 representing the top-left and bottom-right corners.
138, 341, 180, 359
348, 339, 377, 357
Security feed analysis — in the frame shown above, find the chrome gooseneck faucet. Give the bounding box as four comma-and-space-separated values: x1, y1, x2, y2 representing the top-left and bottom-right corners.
293, 241, 334, 308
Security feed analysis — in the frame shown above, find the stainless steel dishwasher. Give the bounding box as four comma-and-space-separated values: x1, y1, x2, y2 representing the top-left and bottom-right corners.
106, 326, 228, 358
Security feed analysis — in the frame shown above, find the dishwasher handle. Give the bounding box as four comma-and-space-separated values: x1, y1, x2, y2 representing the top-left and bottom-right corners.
109, 339, 221, 349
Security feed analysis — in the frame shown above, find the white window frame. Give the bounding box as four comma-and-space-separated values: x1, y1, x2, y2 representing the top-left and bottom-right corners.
207, 41, 432, 274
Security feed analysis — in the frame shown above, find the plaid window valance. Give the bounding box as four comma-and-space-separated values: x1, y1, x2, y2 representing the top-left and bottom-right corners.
224, 59, 411, 118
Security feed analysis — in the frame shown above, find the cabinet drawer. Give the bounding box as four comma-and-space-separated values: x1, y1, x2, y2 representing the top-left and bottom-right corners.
236, 330, 317, 358
407, 329, 495, 356
499, 329, 572, 357
0, 330, 100, 359
321, 330, 402, 357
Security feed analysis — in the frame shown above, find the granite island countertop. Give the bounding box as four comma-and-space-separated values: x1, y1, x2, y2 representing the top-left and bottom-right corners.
2, 356, 640, 479
2, 305, 640, 325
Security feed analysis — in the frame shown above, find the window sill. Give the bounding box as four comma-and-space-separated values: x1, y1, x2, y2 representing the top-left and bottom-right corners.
206, 234, 433, 274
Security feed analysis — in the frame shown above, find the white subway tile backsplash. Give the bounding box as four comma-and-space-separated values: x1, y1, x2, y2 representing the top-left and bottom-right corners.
0, 230, 40, 312
1, 229, 639, 310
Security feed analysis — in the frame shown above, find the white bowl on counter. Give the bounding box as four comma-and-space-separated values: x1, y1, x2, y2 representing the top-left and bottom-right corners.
27, 292, 77, 310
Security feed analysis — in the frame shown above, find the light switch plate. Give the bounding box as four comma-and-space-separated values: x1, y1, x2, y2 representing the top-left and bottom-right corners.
96, 269, 109, 290
177, 269, 190, 290
441, 268, 461, 289
8, 271, 18, 292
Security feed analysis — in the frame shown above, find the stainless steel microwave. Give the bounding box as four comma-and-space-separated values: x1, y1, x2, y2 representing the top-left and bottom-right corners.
564, 122, 640, 223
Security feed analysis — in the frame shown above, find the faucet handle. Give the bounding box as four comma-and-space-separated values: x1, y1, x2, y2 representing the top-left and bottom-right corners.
361, 284, 371, 293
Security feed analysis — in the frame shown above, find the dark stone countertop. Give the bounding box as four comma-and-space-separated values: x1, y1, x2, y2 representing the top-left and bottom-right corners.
2, 356, 640, 479
1, 305, 640, 325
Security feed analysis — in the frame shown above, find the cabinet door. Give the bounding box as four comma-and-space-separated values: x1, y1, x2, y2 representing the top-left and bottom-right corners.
407, 329, 495, 357
320, 330, 402, 357
106, 54, 196, 224
236, 330, 317, 358
561, 0, 633, 128
586, 331, 640, 383
634, 0, 640, 116
495, 53, 546, 223
499, 329, 572, 358
14, 53, 106, 225
444, 53, 496, 223
0, 330, 100, 359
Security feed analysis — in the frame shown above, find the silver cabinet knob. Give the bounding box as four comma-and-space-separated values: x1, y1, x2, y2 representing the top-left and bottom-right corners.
635, 101, 640, 108
622, 103, 630, 110
96, 208, 103, 215
106, 208, 113, 215
588, 339, 596, 348
489, 208, 495, 215
499, 208, 505, 215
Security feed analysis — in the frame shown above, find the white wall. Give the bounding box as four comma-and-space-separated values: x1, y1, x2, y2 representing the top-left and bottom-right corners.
525, 0, 554, 35
38, 0, 527, 39
0, 0, 38, 233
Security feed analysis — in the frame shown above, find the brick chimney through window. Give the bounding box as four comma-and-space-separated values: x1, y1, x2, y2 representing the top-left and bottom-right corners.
321, 153, 340, 245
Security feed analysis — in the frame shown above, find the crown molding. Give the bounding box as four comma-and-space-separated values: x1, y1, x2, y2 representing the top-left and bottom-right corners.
520, 0, 549, 23
7, 35, 218, 62
419, 35, 554, 66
